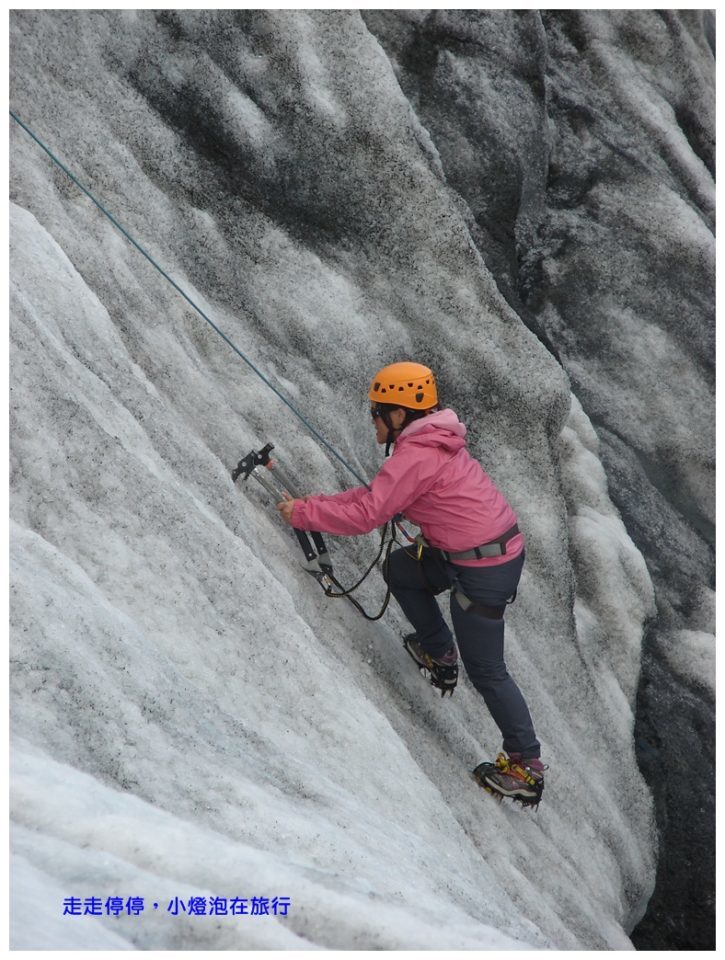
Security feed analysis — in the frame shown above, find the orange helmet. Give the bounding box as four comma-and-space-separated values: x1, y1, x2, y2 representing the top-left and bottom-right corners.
368, 361, 438, 410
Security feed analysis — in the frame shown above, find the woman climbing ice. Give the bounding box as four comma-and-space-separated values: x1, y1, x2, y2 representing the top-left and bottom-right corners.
277, 361, 546, 807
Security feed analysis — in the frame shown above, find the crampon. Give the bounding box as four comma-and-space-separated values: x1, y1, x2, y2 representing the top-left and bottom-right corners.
402, 634, 458, 697
472, 753, 546, 810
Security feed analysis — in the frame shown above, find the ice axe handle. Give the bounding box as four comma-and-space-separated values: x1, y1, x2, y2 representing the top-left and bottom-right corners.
293, 528, 318, 563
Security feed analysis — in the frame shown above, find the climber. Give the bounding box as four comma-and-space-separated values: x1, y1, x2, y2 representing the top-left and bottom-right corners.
276, 361, 546, 807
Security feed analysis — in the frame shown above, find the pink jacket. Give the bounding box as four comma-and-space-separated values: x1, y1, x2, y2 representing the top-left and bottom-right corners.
291, 409, 524, 567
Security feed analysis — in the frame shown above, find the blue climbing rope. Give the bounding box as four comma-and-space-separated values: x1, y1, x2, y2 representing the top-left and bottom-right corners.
10, 109, 370, 488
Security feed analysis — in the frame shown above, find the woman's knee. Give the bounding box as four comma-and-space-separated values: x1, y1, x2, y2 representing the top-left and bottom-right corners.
383, 547, 413, 586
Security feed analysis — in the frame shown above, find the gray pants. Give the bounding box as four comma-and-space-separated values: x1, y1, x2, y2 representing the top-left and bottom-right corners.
385, 546, 540, 758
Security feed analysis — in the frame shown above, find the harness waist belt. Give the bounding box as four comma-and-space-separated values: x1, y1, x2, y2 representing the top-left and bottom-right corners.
418, 523, 520, 562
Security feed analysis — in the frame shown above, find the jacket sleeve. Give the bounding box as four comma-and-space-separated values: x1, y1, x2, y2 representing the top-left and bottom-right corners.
291, 446, 437, 535
312, 487, 368, 506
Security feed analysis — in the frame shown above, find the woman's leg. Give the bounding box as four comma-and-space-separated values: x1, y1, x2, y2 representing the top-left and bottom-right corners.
450, 553, 540, 758
384, 547, 454, 658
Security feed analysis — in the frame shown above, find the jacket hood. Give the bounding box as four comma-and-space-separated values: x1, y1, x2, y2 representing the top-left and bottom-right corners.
396, 408, 467, 452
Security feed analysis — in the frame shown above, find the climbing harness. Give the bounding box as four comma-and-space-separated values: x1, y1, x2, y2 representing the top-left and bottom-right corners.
453, 591, 513, 620
410, 529, 520, 617
232, 442, 398, 621
413, 524, 520, 562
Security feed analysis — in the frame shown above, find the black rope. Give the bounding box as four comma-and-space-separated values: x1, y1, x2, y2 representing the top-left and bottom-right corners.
321, 523, 398, 621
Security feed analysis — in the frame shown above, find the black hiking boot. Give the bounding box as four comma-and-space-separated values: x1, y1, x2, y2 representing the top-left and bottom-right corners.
402, 633, 458, 697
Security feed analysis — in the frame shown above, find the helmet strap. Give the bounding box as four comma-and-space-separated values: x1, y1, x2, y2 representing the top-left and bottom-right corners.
381, 409, 407, 456
380, 410, 398, 457
378, 405, 436, 456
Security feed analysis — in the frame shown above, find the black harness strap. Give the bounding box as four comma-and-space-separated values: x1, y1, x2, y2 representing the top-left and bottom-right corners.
453, 592, 506, 619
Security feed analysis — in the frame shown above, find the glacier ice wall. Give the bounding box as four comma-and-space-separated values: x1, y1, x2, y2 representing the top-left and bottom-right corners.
364, 11, 715, 948
9, 9, 713, 950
